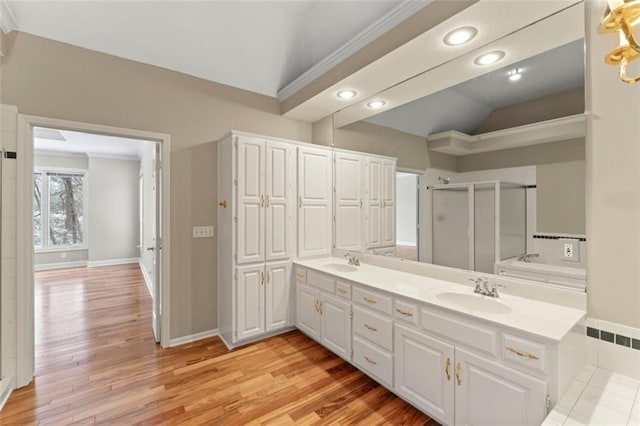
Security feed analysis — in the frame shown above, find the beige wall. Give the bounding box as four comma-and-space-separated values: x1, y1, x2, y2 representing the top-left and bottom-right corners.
2, 32, 312, 340
537, 161, 585, 235
586, 1, 640, 328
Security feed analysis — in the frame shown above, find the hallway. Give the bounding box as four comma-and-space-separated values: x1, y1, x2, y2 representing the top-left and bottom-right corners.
0, 265, 434, 425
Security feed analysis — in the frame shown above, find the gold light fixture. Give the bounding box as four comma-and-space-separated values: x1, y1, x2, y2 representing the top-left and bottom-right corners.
599, 0, 640, 83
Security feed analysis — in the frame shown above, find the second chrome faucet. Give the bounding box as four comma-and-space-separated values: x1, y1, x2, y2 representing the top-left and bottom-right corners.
469, 277, 502, 298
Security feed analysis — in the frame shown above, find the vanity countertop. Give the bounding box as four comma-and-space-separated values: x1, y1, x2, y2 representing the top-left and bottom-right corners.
294, 257, 586, 342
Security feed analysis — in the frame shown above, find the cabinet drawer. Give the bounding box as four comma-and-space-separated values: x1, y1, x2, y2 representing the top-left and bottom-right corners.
353, 287, 392, 315
394, 299, 418, 325
335, 281, 351, 300
502, 333, 547, 374
353, 335, 393, 387
295, 267, 307, 283
421, 307, 498, 356
353, 305, 393, 351
307, 270, 335, 293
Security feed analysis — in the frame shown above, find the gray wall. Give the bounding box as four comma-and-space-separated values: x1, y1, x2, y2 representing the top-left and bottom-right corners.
537, 161, 585, 235
87, 157, 140, 262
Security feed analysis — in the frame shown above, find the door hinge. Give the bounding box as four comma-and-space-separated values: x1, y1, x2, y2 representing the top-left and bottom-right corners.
350, 310, 353, 319
234, 273, 237, 281
234, 216, 238, 223
332, 215, 336, 222
233, 178, 238, 186
233, 254, 237, 261
546, 395, 551, 412
234, 330, 237, 338
234, 137, 238, 148
333, 186, 336, 193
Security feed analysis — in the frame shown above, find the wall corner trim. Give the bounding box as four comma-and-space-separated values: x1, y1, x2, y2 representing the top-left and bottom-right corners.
168, 329, 219, 348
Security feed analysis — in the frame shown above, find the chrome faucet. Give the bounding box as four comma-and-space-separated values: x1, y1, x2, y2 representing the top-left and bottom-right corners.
469, 277, 502, 298
344, 253, 360, 266
516, 253, 540, 263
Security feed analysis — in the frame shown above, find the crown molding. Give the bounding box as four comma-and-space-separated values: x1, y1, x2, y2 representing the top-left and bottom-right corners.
0, 0, 18, 33
276, 0, 429, 102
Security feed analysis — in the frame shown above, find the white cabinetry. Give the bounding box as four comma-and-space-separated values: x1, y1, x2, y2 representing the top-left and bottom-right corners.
218, 132, 297, 348
295, 269, 351, 361
297, 146, 333, 258
334, 151, 365, 251
366, 157, 396, 249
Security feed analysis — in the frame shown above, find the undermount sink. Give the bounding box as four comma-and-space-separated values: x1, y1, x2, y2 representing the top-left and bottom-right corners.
436, 292, 512, 314
321, 263, 358, 273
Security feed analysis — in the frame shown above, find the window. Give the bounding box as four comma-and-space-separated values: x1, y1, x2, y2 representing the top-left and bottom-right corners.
33, 170, 87, 249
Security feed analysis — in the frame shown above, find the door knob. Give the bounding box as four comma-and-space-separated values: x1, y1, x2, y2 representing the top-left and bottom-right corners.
219, 200, 228, 208
146, 247, 155, 251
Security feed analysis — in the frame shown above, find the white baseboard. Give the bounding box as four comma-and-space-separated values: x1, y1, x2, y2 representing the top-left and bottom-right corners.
396, 241, 417, 247
87, 258, 139, 268
34, 260, 88, 271
168, 329, 219, 348
138, 259, 153, 297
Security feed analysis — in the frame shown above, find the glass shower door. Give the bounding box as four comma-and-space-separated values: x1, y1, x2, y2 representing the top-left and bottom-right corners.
432, 186, 472, 270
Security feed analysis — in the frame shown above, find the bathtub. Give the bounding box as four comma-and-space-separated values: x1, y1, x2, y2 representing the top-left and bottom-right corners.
494, 256, 586, 291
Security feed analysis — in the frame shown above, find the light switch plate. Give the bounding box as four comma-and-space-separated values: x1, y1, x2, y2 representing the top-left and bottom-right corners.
192, 226, 215, 238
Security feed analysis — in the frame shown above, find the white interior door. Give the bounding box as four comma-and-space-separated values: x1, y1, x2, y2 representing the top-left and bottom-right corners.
152, 142, 162, 343
236, 137, 265, 264
335, 152, 364, 251
265, 260, 291, 332
297, 147, 332, 258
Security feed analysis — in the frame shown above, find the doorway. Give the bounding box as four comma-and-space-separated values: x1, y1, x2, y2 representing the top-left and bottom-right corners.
395, 171, 420, 261
16, 115, 171, 388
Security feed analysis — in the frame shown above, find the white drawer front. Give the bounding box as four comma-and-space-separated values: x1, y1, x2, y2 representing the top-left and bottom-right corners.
307, 270, 335, 293
394, 299, 418, 325
335, 281, 351, 300
353, 287, 392, 315
353, 335, 393, 387
295, 267, 307, 283
502, 333, 547, 374
421, 308, 498, 356
353, 305, 393, 351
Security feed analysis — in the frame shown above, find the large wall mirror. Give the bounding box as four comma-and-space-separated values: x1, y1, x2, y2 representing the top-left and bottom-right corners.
331, 2, 586, 291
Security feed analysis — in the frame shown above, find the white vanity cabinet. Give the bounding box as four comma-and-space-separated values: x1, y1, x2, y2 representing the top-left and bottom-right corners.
297, 146, 333, 258
295, 268, 351, 361
365, 157, 396, 249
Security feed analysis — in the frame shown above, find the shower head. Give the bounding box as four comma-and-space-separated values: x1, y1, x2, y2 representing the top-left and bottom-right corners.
438, 176, 451, 184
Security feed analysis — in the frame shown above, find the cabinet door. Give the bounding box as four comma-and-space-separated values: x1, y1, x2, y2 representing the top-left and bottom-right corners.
366, 157, 382, 248
381, 159, 396, 247
320, 293, 351, 361
265, 141, 293, 261
265, 260, 291, 332
297, 147, 332, 258
394, 323, 454, 426
236, 264, 265, 341
236, 137, 265, 264
296, 284, 320, 341
454, 347, 547, 426
335, 152, 365, 251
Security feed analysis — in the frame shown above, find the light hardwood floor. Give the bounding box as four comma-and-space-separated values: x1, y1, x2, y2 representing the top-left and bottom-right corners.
0, 264, 436, 425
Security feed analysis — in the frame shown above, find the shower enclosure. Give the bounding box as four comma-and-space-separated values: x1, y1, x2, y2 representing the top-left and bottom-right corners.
431, 181, 526, 274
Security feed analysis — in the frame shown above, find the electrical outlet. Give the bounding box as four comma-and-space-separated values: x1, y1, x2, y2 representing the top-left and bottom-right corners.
560, 238, 580, 262
192, 226, 215, 238
61, 252, 67, 259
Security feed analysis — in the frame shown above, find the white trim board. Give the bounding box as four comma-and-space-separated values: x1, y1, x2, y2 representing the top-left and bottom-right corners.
168, 329, 219, 348
138, 259, 153, 298
34, 260, 88, 271
87, 258, 139, 268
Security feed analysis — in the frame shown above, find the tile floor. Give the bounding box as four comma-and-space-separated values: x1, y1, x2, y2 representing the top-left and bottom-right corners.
544, 365, 640, 425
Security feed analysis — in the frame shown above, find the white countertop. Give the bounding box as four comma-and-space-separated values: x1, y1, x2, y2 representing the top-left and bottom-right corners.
294, 257, 586, 342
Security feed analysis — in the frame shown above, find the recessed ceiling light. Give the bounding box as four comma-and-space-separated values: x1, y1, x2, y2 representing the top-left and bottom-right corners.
367, 100, 386, 109
443, 26, 478, 46
474, 50, 505, 66
507, 69, 523, 81
337, 90, 357, 100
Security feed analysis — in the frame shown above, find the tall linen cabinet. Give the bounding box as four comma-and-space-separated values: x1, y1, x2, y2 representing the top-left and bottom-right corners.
218, 132, 298, 348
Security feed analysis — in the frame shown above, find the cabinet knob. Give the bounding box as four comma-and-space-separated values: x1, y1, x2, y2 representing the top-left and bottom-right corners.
219, 200, 228, 208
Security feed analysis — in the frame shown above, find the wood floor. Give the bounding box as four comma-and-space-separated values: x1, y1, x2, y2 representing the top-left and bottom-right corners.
0, 264, 437, 425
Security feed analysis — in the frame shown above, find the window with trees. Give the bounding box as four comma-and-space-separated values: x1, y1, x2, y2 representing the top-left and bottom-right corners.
33, 170, 86, 249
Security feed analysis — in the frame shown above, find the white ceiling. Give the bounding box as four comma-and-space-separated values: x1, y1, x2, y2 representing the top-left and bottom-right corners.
34, 128, 152, 160
8, 0, 406, 97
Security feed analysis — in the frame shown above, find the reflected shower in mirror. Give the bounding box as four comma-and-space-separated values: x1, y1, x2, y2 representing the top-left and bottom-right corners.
331, 23, 587, 290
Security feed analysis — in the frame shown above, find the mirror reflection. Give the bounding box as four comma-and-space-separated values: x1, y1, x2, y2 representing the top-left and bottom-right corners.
333, 37, 586, 291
